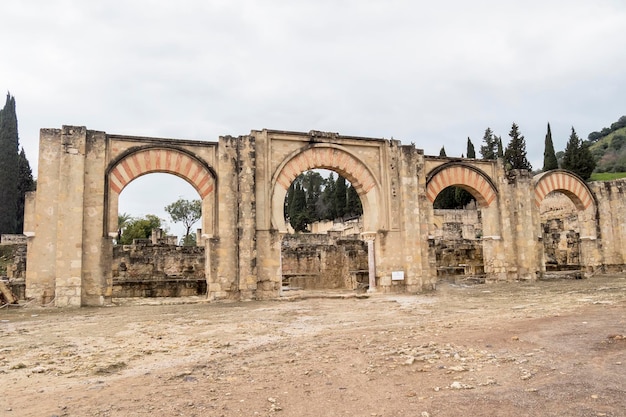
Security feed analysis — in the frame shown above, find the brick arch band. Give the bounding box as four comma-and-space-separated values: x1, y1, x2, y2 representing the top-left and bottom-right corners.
106, 147, 217, 237
108, 147, 215, 198
426, 163, 498, 208
271, 145, 382, 232
533, 170, 594, 211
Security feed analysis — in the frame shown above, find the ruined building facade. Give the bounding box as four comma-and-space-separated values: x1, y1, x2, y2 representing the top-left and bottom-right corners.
22, 126, 626, 306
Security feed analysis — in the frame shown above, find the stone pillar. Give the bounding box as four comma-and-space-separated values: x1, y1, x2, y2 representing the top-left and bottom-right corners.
25, 129, 63, 304
278, 231, 287, 296
361, 232, 377, 292
255, 229, 282, 299
588, 180, 625, 270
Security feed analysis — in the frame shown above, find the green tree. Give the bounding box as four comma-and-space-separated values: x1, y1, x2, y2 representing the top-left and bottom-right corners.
496, 136, 504, 158
345, 184, 363, 217
504, 123, 532, 171
479, 128, 497, 159
302, 171, 324, 221
561, 127, 596, 180
288, 182, 309, 232
16, 148, 35, 233
322, 173, 337, 220
466, 137, 476, 159
180, 233, 197, 247
439, 146, 446, 157
116, 212, 132, 242
0, 93, 19, 234
542, 123, 558, 171
454, 186, 474, 208
119, 215, 164, 244
334, 175, 348, 219
164, 198, 202, 244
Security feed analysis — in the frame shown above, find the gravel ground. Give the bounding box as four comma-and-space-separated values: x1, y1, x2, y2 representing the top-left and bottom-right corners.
1, 274, 625, 417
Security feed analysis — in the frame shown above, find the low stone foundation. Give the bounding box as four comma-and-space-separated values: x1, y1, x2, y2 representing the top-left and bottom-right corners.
281, 233, 369, 290
0, 241, 27, 302
431, 209, 484, 279
112, 243, 206, 298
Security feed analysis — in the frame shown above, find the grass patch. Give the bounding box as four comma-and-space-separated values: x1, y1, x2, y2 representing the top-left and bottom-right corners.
590, 172, 626, 181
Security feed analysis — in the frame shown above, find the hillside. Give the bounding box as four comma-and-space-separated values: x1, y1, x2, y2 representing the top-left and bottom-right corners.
587, 115, 626, 174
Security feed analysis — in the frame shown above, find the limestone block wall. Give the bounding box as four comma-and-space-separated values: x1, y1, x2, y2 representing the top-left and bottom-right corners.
589, 179, 626, 270
0, 243, 27, 280
399, 145, 434, 292
22, 124, 626, 307
281, 234, 368, 290
431, 209, 484, 276
539, 193, 581, 270
112, 244, 205, 297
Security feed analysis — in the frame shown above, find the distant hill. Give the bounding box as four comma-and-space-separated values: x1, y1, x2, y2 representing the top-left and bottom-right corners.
587, 116, 626, 174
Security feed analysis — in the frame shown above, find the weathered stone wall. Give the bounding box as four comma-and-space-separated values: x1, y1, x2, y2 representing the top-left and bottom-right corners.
1, 235, 27, 245
589, 179, 626, 271
539, 193, 581, 270
431, 209, 484, 277
1, 244, 27, 280
0, 243, 27, 300
112, 243, 205, 297
22, 125, 626, 307
281, 234, 368, 290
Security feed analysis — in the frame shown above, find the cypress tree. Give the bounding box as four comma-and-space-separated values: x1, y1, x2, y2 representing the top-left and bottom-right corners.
17, 148, 36, 233
504, 123, 532, 171
466, 137, 476, 158
561, 127, 596, 180
334, 175, 347, 219
439, 146, 446, 157
542, 123, 558, 171
479, 128, 497, 159
321, 173, 336, 220
0, 93, 20, 234
345, 184, 362, 217
496, 136, 504, 158
288, 183, 308, 232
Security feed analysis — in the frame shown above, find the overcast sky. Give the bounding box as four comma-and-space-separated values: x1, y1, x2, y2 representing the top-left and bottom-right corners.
3, 0, 626, 237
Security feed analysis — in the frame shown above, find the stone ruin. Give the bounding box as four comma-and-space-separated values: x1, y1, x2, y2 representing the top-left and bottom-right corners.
281, 232, 369, 291
14, 125, 626, 306
0, 235, 28, 304
430, 206, 485, 280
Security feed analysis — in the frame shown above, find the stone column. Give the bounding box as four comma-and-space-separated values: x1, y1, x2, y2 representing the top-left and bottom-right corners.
278, 231, 287, 296
361, 232, 377, 292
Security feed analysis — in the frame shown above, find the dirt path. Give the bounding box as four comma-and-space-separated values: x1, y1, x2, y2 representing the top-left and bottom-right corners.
1, 275, 625, 417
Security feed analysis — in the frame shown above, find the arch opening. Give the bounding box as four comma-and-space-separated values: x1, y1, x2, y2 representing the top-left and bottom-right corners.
534, 170, 597, 275
271, 146, 381, 293
533, 170, 595, 211
426, 163, 497, 209
271, 145, 381, 233
429, 186, 485, 282
280, 169, 369, 292
426, 164, 498, 282
539, 191, 584, 273
105, 147, 217, 301
106, 147, 217, 239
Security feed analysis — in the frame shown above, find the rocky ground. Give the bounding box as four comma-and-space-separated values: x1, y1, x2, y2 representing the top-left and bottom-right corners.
1, 274, 625, 417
